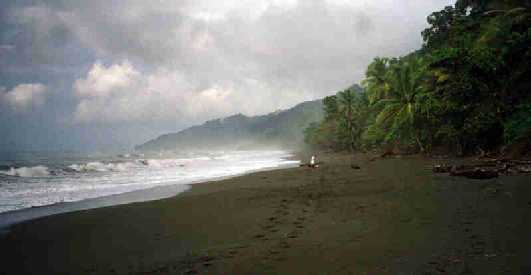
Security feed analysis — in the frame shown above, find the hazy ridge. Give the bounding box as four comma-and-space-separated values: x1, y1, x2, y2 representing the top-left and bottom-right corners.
135, 100, 324, 151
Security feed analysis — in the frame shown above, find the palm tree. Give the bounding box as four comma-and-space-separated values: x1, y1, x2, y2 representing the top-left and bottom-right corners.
363, 57, 390, 104
338, 89, 356, 153
337, 88, 370, 153
371, 57, 429, 152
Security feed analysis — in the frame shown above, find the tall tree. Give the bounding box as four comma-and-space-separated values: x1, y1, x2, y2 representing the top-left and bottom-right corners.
338, 89, 356, 153
363, 57, 390, 104
370, 57, 429, 151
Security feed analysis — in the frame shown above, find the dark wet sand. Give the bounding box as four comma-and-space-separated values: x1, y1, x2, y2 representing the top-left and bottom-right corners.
1, 153, 531, 274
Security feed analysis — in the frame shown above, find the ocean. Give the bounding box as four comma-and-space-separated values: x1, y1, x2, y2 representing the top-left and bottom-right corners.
0, 150, 299, 216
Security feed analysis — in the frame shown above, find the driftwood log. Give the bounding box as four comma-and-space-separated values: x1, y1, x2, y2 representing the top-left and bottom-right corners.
433, 164, 452, 173
433, 158, 531, 179
450, 168, 499, 179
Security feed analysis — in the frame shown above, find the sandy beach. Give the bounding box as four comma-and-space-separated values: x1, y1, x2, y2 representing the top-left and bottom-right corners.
1, 153, 531, 274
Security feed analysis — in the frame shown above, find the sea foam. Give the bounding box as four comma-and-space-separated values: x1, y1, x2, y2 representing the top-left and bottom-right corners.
67, 161, 137, 173
0, 166, 50, 178
0, 150, 299, 214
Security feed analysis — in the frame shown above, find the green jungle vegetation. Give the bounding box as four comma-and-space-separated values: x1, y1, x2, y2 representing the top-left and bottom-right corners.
304, 0, 531, 156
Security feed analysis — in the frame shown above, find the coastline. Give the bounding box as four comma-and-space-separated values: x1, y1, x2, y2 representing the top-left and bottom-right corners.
1, 153, 531, 274
0, 158, 300, 233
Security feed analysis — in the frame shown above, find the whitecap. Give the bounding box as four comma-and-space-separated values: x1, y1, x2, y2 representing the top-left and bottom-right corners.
0, 166, 50, 178
68, 161, 138, 173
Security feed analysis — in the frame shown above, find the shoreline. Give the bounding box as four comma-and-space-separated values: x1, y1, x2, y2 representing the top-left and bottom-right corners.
0, 183, 190, 234
2, 152, 531, 274
0, 160, 300, 233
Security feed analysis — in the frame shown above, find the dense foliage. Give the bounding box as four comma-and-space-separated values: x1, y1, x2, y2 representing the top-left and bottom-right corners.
305, 0, 531, 155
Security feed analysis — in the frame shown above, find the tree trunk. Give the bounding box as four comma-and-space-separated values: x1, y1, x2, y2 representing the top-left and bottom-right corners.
415, 130, 425, 153
349, 121, 355, 153
346, 105, 354, 154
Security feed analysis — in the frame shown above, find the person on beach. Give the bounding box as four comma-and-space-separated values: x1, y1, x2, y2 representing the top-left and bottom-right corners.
310, 155, 318, 168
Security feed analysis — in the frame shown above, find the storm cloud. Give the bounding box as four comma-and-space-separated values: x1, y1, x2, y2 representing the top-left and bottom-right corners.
0, 0, 453, 150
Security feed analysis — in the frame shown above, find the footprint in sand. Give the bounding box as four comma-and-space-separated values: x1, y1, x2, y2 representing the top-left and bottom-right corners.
262, 224, 275, 230
198, 256, 215, 262
286, 232, 298, 239
190, 255, 215, 269
223, 246, 246, 259
224, 250, 238, 259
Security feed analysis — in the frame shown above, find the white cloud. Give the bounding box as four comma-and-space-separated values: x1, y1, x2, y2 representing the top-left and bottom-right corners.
8, 0, 453, 126
73, 61, 316, 124
1, 83, 48, 111
74, 61, 140, 98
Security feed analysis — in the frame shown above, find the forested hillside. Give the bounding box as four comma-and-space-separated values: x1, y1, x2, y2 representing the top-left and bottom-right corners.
305, 0, 531, 156
136, 100, 323, 151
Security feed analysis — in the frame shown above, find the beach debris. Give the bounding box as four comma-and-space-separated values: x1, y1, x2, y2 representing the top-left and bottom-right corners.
433, 164, 452, 173
431, 159, 531, 178
351, 164, 361, 169
450, 167, 499, 179
380, 150, 395, 158
517, 165, 531, 173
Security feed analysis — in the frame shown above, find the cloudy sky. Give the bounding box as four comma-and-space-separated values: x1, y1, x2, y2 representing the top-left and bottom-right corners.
0, 0, 453, 151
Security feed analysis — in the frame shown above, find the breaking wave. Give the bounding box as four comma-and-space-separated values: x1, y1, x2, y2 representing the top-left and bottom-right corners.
67, 161, 138, 173
0, 150, 299, 214
0, 166, 50, 178
66, 159, 184, 173
0, 160, 187, 177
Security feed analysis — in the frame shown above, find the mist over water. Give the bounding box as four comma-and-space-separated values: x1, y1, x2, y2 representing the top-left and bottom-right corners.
0, 150, 299, 214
